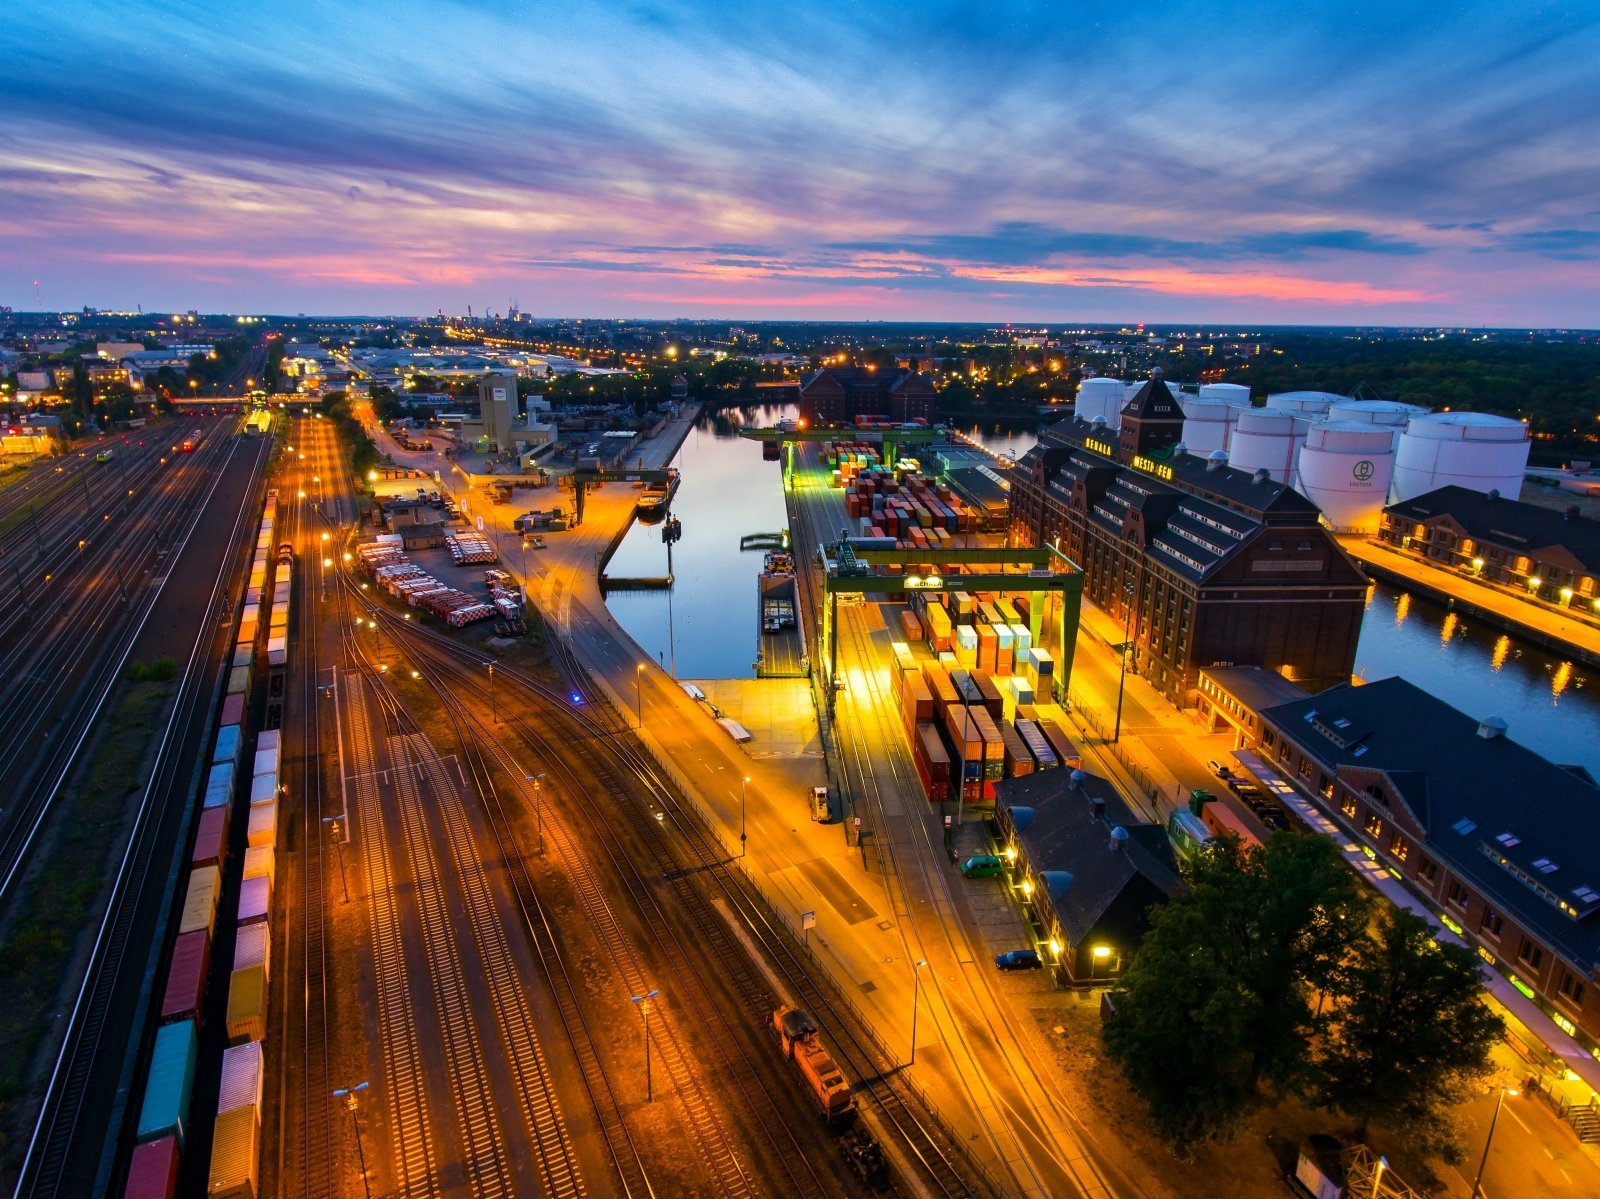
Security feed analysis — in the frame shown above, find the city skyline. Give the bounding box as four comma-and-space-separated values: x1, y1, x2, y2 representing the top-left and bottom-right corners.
3, 1, 1598, 324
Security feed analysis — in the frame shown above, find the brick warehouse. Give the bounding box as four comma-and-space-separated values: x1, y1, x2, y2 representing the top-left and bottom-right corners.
797, 365, 936, 428
1010, 372, 1368, 702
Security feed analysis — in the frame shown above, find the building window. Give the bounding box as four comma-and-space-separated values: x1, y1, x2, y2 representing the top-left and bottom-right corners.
1446, 879, 1469, 910
1417, 856, 1438, 884
1558, 971, 1586, 1007
1389, 834, 1410, 862
1340, 795, 1358, 818
1481, 908, 1504, 939
1363, 812, 1384, 839
1518, 940, 1544, 971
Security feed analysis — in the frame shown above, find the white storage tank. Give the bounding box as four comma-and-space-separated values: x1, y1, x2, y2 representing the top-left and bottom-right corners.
1296, 421, 1397, 532
1326, 399, 1430, 448
1266, 390, 1346, 419
1075, 377, 1127, 429
1198, 382, 1252, 408
1391, 412, 1531, 502
1228, 409, 1310, 485
1179, 394, 1244, 455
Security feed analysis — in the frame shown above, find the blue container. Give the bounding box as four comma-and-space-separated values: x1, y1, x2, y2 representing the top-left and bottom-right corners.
206, 761, 235, 806
212, 724, 242, 767
136, 1019, 198, 1145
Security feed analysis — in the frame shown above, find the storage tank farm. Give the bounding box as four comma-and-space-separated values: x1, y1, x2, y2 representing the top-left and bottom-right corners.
1226, 408, 1310, 485
1325, 399, 1430, 448
1179, 384, 1254, 454
1074, 376, 1130, 429
1391, 411, 1532, 502
1295, 421, 1398, 532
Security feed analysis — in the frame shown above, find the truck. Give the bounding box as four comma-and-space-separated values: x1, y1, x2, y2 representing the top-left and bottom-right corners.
771, 1006, 855, 1126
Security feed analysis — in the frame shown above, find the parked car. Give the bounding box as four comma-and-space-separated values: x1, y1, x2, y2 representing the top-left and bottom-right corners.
1208, 759, 1234, 779
994, 949, 1041, 971
811, 787, 831, 823
959, 854, 1004, 879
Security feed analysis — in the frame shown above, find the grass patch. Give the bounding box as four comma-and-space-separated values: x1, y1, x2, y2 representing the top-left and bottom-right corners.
126, 657, 177, 682
0, 680, 171, 1166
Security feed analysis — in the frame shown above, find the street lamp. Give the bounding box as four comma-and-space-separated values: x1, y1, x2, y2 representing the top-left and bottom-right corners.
740, 776, 750, 857
630, 989, 660, 1101
332, 1082, 372, 1199
485, 661, 497, 724
1470, 1086, 1518, 1198
1113, 576, 1138, 742
909, 958, 928, 1065
322, 816, 350, 902
527, 773, 546, 854
635, 662, 645, 729
1090, 943, 1111, 984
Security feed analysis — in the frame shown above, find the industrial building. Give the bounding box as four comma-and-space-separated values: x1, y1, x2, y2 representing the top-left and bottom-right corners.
1379, 485, 1600, 610
1199, 668, 1600, 1057
1010, 371, 1369, 703
993, 769, 1179, 987
797, 366, 935, 428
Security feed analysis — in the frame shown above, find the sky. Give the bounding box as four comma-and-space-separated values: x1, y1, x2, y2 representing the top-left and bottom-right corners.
2, 1, 1598, 325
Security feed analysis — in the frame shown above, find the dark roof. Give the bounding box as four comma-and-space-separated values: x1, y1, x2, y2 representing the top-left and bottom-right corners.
1200, 666, 1312, 712
1119, 374, 1185, 422
800, 365, 933, 399
1386, 485, 1600, 572
996, 770, 1180, 944
1263, 676, 1600, 967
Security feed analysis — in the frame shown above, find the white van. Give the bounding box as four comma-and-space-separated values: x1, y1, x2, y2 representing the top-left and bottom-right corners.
811, 787, 831, 823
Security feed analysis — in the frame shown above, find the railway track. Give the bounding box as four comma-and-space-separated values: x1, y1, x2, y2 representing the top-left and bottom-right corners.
369, 591, 981, 1198
9, 433, 270, 1199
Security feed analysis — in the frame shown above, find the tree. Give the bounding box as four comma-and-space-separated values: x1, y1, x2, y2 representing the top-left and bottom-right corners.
1314, 907, 1503, 1162
1103, 834, 1371, 1146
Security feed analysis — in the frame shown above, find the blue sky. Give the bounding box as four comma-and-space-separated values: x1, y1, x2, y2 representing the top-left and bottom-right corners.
2, 1, 1597, 323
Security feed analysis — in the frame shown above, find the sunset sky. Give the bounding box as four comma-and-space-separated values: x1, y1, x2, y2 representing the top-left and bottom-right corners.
3, 1, 1597, 324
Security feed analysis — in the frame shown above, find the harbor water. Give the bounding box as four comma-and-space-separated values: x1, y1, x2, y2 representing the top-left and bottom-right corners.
603, 407, 1600, 776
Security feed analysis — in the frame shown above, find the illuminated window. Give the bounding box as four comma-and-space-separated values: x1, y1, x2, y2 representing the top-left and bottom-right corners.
1363, 812, 1384, 839
1340, 795, 1357, 818
1481, 908, 1504, 939
1389, 834, 1410, 862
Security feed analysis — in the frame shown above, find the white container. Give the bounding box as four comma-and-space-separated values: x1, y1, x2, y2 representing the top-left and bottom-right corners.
217, 1042, 264, 1116
247, 802, 276, 849
233, 920, 270, 982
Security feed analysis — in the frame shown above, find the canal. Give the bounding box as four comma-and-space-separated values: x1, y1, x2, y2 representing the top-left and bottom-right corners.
604, 407, 1600, 777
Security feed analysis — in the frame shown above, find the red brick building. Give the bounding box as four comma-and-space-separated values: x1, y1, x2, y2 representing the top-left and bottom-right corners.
797, 366, 936, 428
1010, 373, 1367, 702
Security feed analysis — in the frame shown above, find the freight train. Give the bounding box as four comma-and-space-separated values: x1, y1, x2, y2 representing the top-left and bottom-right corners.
121, 489, 286, 1199
771, 1006, 856, 1127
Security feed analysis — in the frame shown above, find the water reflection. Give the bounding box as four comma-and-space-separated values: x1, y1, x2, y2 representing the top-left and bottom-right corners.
1356, 584, 1599, 777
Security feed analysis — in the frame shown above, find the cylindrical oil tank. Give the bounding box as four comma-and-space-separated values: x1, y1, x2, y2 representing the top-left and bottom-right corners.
1228, 409, 1310, 485
1295, 422, 1397, 532
1266, 390, 1346, 419
1199, 382, 1252, 407
1180, 392, 1251, 454
1074, 377, 1126, 429
1391, 412, 1531, 502
1326, 399, 1430, 448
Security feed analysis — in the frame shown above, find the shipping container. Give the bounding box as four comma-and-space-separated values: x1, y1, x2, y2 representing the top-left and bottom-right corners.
202, 778, 232, 811
242, 844, 275, 888
898, 609, 922, 641
1200, 800, 1262, 848
190, 806, 229, 871
912, 723, 952, 804
212, 725, 242, 768
230, 646, 252, 671
206, 761, 235, 803
251, 744, 279, 781
220, 693, 245, 728
1001, 723, 1035, 779
233, 920, 270, 982
991, 623, 1014, 675
136, 1020, 198, 1145
971, 670, 1005, 720
976, 623, 997, 674
246, 802, 276, 849
1038, 720, 1082, 771
1015, 719, 1059, 770
890, 640, 918, 674
122, 1134, 179, 1199
179, 867, 220, 937
226, 965, 267, 1045
217, 1042, 264, 1116
248, 773, 277, 807
227, 665, 251, 696
207, 1106, 260, 1199
238, 875, 270, 926
920, 662, 959, 714
160, 930, 210, 1025
255, 729, 279, 752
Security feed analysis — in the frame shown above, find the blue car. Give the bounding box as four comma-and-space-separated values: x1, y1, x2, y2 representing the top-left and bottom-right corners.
994, 949, 1041, 971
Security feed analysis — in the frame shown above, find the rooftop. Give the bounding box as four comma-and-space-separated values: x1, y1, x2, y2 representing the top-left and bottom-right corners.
1386, 484, 1600, 573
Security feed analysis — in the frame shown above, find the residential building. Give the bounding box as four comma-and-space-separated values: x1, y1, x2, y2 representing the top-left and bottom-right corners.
1379, 485, 1600, 613
1010, 371, 1368, 702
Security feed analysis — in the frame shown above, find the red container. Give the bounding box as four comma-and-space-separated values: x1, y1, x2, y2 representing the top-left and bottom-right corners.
160, 930, 210, 1025
191, 806, 229, 871
220, 693, 245, 728
123, 1134, 179, 1199
912, 722, 951, 803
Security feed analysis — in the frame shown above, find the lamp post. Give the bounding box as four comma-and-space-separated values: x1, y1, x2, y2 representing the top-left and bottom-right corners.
485, 661, 497, 724
909, 958, 928, 1065
332, 1082, 372, 1199
321, 816, 349, 903
527, 773, 546, 855
635, 663, 645, 729
630, 989, 660, 1101
1113, 575, 1138, 743
1470, 1086, 1518, 1198
740, 776, 750, 857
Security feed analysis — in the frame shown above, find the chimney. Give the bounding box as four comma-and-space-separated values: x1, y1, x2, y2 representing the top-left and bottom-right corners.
1108, 826, 1130, 852
1090, 796, 1106, 822
1477, 715, 1509, 741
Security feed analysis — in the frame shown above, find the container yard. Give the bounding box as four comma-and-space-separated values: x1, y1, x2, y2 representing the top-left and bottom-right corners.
353, 539, 500, 628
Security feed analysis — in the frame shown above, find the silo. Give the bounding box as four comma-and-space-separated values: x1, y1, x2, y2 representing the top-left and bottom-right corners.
1392, 412, 1531, 502
1179, 394, 1243, 455
1228, 409, 1310, 485
1075, 377, 1127, 429
1266, 390, 1346, 419
1326, 399, 1430, 449
1295, 421, 1397, 532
